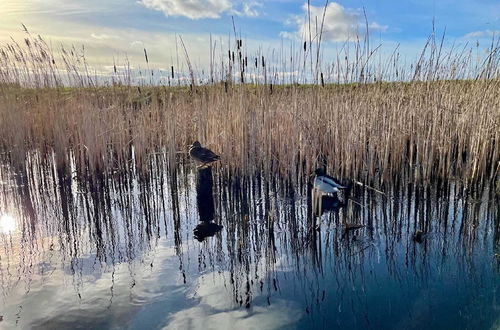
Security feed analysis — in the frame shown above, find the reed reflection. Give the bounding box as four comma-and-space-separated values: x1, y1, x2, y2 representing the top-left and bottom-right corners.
0, 154, 497, 329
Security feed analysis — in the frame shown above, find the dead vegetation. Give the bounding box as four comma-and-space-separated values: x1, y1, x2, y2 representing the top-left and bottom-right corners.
0, 31, 498, 188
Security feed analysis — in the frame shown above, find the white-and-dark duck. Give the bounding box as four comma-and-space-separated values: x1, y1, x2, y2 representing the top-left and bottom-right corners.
312, 168, 346, 193
311, 168, 347, 215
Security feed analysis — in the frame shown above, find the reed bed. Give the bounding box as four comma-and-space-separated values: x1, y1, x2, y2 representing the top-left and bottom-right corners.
0, 31, 499, 188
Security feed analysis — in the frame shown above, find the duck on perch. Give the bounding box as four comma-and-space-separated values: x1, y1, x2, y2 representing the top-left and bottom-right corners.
189, 141, 220, 169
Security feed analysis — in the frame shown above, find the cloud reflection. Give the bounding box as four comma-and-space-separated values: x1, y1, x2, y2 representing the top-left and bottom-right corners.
163, 271, 303, 330
0, 214, 16, 234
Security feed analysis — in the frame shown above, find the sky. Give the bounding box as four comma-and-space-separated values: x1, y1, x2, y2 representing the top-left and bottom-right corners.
1, 0, 499, 80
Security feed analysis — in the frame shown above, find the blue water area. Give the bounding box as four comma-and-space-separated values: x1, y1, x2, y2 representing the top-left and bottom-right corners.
0, 162, 498, 330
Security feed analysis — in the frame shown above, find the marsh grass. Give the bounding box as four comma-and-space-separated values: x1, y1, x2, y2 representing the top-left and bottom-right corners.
0, 29, 499, 189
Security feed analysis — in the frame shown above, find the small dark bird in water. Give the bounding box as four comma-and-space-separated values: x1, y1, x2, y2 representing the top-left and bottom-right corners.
413, 230, 425, 243
189, 141, 220, 169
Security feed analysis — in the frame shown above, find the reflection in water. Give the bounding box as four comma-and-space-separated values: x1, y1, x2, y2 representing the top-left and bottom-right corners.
194, 167, 223, 241
0, 153, 498, 329
315, 194, 345, 214
0, 214, 16, 234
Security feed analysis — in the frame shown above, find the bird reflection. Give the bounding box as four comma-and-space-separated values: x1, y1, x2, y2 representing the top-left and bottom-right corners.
320, 194, 345, 212
310, 190, 346, 216
193, 167, 223, 241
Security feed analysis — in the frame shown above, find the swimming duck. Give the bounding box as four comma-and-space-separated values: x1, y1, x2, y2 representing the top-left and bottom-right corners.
189, 141, 220, 169
413, 230, 425, 243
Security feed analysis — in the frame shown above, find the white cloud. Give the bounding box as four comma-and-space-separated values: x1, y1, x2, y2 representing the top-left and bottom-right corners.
368, 22, 388, 32
139, 0, 232, 19
233, 2, 263, 18
279, 31, 296, 40
139, 0, 262, 19
282, 2, 387, 42
130, 40, 144, 47
91, 33, 119, 40
243, 2, 261, 17
463, 29, 500, 39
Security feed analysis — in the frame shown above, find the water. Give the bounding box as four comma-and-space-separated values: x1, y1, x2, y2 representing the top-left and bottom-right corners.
0, 156, 498, 330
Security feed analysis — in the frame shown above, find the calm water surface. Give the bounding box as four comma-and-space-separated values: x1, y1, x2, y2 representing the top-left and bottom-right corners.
0, 156, 498, 330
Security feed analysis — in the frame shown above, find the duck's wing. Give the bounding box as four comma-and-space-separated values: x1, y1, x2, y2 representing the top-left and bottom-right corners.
196, 147, 220, 162
323, 175, 346, 189
314, 176, 340, 193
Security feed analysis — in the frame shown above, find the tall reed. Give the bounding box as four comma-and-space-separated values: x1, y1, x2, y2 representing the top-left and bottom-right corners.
0, 30, 498, 188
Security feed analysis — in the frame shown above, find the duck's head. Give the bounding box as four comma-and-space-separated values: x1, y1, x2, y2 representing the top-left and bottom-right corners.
313, 168, 326, 176
309, 167, 326, 179
190, 141, 202, 148
413, 230, 424, 243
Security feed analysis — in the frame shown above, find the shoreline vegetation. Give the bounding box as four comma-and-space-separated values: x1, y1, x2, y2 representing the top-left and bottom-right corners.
0, 29, 499, 191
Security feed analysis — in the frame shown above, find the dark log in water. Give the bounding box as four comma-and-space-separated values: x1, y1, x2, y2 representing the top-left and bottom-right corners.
194, 166, 222, 241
